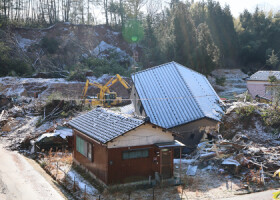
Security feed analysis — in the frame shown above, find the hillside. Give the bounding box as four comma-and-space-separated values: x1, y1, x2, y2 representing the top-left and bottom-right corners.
0, 23, 138, 77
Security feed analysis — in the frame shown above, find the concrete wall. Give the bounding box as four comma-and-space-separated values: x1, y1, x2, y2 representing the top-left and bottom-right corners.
247, 80, 271, 100
107, 124, 174, 148
130, 85, 147, 117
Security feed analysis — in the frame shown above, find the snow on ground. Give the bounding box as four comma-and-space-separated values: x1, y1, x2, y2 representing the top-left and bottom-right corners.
36, 128, 73, 142
174, 159, 196, 164
120, 103, 135, 114
67, 169, 98, 195
209, 69, 248, 98
16, 35, 37, 51
5, 85, 26, 96
0, 77, 83, 98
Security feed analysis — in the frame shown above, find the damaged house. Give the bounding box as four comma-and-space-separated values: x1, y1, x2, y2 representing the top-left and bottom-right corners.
131, 61, 224, 148
247, 70, 280, 101
68, 107, 184, 185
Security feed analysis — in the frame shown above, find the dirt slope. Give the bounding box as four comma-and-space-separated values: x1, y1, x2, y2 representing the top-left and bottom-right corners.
3, 23, 136, 73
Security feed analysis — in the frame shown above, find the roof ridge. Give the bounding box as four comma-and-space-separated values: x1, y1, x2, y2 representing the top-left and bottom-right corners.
173, 63, 205, 117
172, 61, 207, 77
131, 61, 175, 75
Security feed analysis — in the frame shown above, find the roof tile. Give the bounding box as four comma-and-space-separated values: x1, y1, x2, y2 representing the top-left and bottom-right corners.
132, 62, 224, 129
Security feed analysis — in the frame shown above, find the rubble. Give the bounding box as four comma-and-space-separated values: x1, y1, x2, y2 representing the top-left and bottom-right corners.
173, 102, 280, 197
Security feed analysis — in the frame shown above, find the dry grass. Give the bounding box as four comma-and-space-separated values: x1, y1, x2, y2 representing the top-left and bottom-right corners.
39, 148, 72, 180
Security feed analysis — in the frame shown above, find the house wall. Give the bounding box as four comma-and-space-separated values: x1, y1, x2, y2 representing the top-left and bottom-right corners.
247, 80, 271, 100
73, 129, 108, 184
107, 145, 173, 184
172, 118, 218, 148
107, 124, 174, 148
73, 124, 175, 185
130, 85, 146, 117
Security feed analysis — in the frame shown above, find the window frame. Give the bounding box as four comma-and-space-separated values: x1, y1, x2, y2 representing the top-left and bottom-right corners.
76, 135, 93, 162
122, 148, 150, 160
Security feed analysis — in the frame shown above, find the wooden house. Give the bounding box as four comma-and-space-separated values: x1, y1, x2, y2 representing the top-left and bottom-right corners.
68, 108, 184, 185
131, 62, 224, 148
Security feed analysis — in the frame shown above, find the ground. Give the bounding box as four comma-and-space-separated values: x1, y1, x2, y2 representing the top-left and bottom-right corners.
0, 144, 66, 200
1, 73, 280, 199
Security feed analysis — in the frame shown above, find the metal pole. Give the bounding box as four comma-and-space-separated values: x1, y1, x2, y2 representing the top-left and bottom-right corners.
84, 185, 87, 200
180, 147, 182, 182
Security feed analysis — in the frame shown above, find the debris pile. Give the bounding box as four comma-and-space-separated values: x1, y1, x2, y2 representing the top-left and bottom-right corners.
175, 102, 280, 195
0, 94, 78, 150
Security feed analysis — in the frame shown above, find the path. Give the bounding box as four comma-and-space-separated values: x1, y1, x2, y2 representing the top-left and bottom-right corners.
0, 144, 66, 200
220, 188, 279, 200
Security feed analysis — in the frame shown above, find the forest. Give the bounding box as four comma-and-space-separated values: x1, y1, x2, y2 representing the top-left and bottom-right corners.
0, 0, 280, 77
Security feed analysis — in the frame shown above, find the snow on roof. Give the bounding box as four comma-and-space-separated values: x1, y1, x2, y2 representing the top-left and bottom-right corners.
249, 71, 280, 81
132, 61, 224, 129
68, 108, 145, 143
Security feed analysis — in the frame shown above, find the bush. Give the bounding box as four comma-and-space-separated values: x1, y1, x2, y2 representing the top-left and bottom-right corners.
40, 37, 59, 54
235, 105, 256, 119
261, 107, 280, 129
0, 42, 33, 77
67, 69, 87, 82
215, 77, 226, 86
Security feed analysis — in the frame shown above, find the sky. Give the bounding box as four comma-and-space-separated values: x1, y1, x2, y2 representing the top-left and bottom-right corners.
94, 0, 280, 24
194, 0, 280, 17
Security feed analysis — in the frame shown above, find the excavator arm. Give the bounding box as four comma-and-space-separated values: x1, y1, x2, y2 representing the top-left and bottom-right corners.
81, 74, 131, 106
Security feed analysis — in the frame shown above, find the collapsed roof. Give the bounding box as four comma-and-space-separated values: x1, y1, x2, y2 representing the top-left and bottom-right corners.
132, 61, 224, 129
68, 108, 145, 143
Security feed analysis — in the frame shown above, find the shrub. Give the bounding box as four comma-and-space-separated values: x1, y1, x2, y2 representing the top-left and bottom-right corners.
67, 69, 87, 82
215, 77, 226, 86
40, 37, 59, 54
0, 41, 33, 77
235, 105, 256, 119
261, 107, 280, 129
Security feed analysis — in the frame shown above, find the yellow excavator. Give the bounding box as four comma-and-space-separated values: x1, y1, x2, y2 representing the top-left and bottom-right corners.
81, 74, 131, 107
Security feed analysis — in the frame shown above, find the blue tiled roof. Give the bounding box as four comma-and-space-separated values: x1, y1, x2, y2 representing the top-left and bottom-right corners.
132, 62, 223, 129
68, 108, 144, 143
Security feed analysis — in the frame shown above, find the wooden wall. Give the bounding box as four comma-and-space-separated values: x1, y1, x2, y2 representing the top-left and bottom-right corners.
73, 129, 174, 185
73, 129, 108, 184
107, 144, 161, 185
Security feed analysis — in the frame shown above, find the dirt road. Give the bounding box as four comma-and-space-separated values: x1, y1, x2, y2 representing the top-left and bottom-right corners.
0, 145, 66, 200
220, 189, 279, 200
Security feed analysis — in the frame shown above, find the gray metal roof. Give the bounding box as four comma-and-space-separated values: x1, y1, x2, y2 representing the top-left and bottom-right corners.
68, 108, 145, 143
132, 61, 224, 129
249, 71, 280, 81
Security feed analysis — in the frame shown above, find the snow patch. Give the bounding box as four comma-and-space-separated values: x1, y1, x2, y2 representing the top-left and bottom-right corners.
16, 35, 36, 51
120, 103, 135, 115
67, 169, 98, 195
174, 159, 196, 164
36, 128, 72, 142
91, 41, 129, 61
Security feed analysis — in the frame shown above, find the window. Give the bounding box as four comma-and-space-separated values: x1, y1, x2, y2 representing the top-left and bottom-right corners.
76, 136, 93, 162
122, 149, 149, 160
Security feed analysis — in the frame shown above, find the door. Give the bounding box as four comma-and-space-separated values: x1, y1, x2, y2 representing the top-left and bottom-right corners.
160, 148, 172, 179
